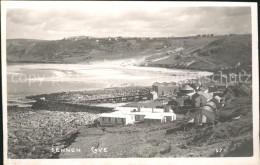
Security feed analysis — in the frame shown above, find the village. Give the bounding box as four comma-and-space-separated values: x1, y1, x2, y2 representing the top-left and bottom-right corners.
96, 70, 252, 127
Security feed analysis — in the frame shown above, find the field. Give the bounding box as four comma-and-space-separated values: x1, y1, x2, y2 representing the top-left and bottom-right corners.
6, 35, 252, 71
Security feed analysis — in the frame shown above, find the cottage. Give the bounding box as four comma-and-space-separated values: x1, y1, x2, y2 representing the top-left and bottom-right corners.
209, 96, 223, 109
173, 95, 190, 106
99, 113, 135, 125
192, 92, 212, 108
201, 92, 213, 101
144, 112, 176, 124
202, 105, 215, 112
144, 114, 164, 124
188, 109, 216, 125
222, 85, 248, 102
200, 86, 209, 93
180, 84, 195, 94
238, 83, 252, 96
191, 93, 203, 107
189, 82, 200, 90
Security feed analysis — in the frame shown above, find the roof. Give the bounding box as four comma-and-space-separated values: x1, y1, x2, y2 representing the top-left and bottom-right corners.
201, 92, 213, 100
205, 101, 217, 110
181, 84, 194, 91
214, 95, 222, 101
189, 83, 199, 90
202, 105, 214, 112
200, 86, 208, 92
187, 92, 196, 97
188, 109, 215, 123
100, 113, 131, 118
197, 91, 204, 95
192, 93, 201, 100
223, 86, 240, 96
144, 113, 163, 119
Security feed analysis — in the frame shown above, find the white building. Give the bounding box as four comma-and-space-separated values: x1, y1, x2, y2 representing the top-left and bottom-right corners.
98, 106, 176, 125
99, 113, 135, 125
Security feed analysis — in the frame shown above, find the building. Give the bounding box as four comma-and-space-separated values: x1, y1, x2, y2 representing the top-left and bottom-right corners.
144, 114, 164, 124
99, 105, 176, 125
222, 85, 249, 102
99, 113, 135, 126
209, 96, 223, 109
189, 82, 200, 90
173, 95, 190, 106
238, 83, 252, 96
188, 108, 216, 125
152, 82, 179, 96
201, 92, 213, 102
180, 84, 195, 94
192, 92, 213, 108
204, 101, 217, 113
192, 93, 203, 107
147, 91, 158, 100
200, 86, 209, 93
144, 112, 176, 124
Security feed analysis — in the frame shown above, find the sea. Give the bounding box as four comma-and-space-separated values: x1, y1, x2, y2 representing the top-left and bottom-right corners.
6, 61, 212, 107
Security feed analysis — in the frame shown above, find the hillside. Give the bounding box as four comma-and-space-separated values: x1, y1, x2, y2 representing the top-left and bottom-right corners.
58, 97, 252, 158
6, 35, 252, 71
149, 34, 252, 71
6, 37, 184, 63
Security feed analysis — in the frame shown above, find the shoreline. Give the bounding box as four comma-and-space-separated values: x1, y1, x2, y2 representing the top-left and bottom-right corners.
7, 60, 213, 105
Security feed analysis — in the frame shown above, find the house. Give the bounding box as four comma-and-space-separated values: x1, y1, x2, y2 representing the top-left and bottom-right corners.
188, 108, 216, 125
238, 83, 252, 96
180, 84, 195, 94
214, 83, 227, 92
99, 113, 135, 125
100, 104, 177, 125
191, 93, 203, 107
222, 85, 251, 102
173, 95, 190, 106
152, 82, 179, 96
144, 114, 164, 124
204, 101, 217, 113
201, 92, 213, 102
147, 91, 158, 100
192, 92, 212, 108
189, 82, 200, 90
209, 96, 223, 109
200, 86, 209, 93
144, 112, 176, 124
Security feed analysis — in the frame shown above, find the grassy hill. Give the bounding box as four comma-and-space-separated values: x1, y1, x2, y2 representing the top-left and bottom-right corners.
6, 37, 184, 63
149, 34, 252, 71
58, 97, 252, 158
7, 35, 252, 71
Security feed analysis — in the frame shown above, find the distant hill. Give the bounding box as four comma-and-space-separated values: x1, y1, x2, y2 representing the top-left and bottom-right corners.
6, 35, 252, 71
149, 34, 252, 71
6, 37, 183, 63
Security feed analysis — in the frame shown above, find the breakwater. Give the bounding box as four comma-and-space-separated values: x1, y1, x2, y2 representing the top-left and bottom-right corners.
32, 100, 114, 113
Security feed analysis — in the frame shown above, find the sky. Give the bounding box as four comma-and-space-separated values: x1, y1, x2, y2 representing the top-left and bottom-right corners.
6, 2, 252, 40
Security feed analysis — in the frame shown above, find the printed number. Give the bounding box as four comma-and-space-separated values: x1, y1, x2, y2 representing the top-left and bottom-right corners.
215, 148, 223, 153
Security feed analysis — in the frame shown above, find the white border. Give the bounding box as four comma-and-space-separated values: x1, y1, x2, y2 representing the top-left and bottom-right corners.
1, 1, 259, 165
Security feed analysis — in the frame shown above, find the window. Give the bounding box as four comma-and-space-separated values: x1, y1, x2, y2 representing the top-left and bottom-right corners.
102, 118, 104, 121
121, 118, 124, 122
108, 118, 111, 122
115, 118, 117, 122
